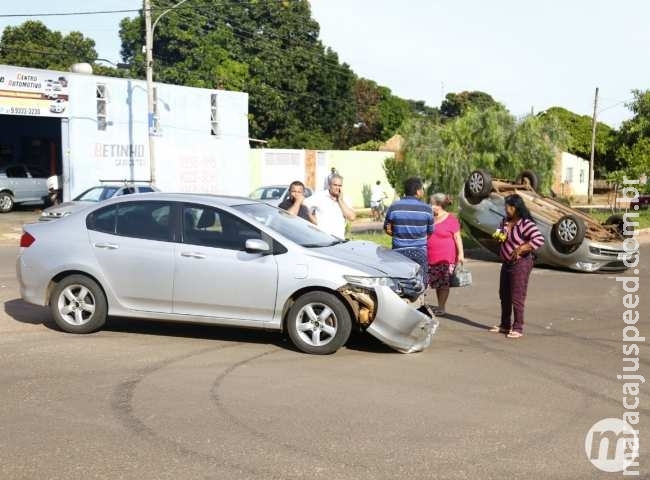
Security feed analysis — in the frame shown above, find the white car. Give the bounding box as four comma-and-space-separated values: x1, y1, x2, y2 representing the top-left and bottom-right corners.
40, 184, 158, 220
249, 185, 313, 207
49, 99, 65, 113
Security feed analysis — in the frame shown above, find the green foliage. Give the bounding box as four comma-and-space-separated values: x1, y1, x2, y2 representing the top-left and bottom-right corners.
350, 140, 384, 151
386, 108, 563, 197
0, 20, 98, 70
361, 184, 371, 208
542, 106, 617, 174
440, 91, 505, 119
615, 90, 650, 179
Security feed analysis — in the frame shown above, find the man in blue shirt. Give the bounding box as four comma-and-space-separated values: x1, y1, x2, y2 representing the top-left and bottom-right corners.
383, 176, 434, 285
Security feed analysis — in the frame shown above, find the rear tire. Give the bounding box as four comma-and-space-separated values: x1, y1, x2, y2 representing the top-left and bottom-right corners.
605, 214, 634, 238
286, 292, 352, 355
517, 170, 540, 191
50, 275, 107, 334
0, 192, 14, 213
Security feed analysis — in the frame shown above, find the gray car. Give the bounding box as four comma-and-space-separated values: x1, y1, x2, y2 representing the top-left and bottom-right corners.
249, 184, 313, 207
0, 164, 49, 213
40, 183, 158, 221
17, 193, 436, 354
459, 169, 638, 272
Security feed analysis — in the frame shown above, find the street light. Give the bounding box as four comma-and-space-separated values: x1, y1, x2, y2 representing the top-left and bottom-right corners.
144, 0, 191, 186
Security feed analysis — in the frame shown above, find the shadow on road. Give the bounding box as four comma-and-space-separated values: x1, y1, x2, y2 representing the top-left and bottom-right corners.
5, 298, 51, 326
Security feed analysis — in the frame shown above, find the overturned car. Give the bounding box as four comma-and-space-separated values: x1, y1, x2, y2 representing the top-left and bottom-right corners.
17, 193, 436, 355
459, 170, 638, 273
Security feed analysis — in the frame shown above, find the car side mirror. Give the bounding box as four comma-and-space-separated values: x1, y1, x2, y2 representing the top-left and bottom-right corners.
245, 238, 271, 254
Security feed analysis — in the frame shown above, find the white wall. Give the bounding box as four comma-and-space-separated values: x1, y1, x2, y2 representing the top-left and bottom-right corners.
65, 71, 249, 199
560, 151, 589, 197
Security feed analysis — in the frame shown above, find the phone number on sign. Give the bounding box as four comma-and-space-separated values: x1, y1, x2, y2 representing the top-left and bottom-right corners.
8, 106, 41, 115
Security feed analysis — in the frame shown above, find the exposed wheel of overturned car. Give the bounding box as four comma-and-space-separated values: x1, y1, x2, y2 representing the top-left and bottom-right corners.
551, 214, 586, 252
465, 169, 493, 204
0, 191, 14, 213
605, 214, 635, 238
286, 291, 352, 355
516, 169, 540, 191
50, 274, 107, 334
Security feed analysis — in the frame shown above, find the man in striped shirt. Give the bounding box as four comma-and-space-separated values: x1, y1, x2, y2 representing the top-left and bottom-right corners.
383, 177, 434, 286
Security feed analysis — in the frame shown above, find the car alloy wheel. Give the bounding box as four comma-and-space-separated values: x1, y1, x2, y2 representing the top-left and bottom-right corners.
0, 192, 14, 213
287, 291, 352, 354
551, 214, 585, 249
51, 274, 107, 334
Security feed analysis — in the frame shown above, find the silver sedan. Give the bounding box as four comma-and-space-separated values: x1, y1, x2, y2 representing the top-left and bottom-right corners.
17, 193, 436, 354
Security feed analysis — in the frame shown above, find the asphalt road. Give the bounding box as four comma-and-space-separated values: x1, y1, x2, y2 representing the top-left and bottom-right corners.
0, 210, 648, 479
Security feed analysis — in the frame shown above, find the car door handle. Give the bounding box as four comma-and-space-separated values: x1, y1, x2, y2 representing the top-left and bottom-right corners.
180, 252, 206, 259
94, 242, 119, 250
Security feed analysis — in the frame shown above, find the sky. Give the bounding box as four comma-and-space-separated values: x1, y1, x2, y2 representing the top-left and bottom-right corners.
1, 0, 648, 128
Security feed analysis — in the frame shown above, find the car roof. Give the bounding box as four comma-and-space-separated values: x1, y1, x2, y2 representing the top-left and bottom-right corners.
95, 192, 259, 208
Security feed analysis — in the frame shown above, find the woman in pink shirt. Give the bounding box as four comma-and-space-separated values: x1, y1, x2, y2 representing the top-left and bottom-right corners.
427, 193, 464, 316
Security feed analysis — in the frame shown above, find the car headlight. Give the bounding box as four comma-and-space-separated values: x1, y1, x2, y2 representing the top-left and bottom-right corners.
343, 275, 400, 293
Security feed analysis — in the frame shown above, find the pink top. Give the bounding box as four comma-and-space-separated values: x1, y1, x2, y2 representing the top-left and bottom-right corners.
427, 214, 460, 264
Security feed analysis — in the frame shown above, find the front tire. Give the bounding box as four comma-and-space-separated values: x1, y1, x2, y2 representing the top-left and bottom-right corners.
50, 275, 107, 334
0, 192, 14, 213
551, 214, 585, 250
286, 292, 352, 355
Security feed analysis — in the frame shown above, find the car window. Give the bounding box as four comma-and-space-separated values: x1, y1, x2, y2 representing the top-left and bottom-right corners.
6, 166, 27, 178
234, 203, 339, 247
181, 204, 264, 250
87, 205, 117, 233
75, 186, 119, 202
116, 187, 136, 196
87, 201, 171, 241
138, 186, 155, 193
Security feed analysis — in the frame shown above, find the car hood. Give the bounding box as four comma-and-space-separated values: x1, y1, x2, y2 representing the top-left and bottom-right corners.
307, 240, 419, 278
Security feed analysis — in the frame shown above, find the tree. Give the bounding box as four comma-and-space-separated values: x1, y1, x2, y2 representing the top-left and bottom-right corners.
0, 21, 98, 71
439, 91, 505, 119
615, 89, 650, 179
542, 106, 617, 174
119, 0, 356, 149
385, 108, 565, 196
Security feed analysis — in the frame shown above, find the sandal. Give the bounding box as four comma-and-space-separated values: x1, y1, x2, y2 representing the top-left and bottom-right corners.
488, 326, 508, 333
507, 331, 524, 339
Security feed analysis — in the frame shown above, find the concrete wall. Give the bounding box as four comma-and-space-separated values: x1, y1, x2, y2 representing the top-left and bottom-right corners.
552, 151, 589, 199
250, 149, 396, 208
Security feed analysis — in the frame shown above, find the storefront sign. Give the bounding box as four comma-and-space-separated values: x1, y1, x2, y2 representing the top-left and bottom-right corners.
0, 66, 70, 118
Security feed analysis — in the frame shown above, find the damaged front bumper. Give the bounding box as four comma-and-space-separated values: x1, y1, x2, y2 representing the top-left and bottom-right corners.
340, 285, 438, 353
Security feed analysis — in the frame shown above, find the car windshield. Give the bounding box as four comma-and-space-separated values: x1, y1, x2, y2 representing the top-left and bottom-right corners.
233, 203, 344, 247
249, 187, 286, 201
74, 186, 119, 202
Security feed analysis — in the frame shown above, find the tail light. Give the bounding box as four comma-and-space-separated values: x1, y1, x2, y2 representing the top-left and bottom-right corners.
20, 232, 35, 248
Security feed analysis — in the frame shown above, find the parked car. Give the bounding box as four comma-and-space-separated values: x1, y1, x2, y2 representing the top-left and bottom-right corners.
249, 184, 313, 207
630, 193, 650, 210
40, 183, 159, 220
49, 98, 66, 113
18, 193, 436, 354
459, 169, 638, 273
0, 164, 50, 213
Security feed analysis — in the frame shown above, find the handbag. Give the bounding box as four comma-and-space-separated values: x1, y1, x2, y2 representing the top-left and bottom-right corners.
450, 262, 472, 287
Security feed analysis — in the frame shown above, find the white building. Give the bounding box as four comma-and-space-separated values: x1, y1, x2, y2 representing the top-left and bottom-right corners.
0, 64, 250, 201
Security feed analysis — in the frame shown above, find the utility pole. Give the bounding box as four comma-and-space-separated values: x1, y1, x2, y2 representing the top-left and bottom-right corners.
588, 87, 599, 205
144, 0, 156, 185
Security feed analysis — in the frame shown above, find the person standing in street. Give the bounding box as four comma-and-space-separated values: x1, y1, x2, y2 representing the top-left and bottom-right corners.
306, 172, 356, 239
370, 180, 388, 221
278, 180, 317, 224
489, 194, 544, 339
383, 176, 434, 285
426, 193, 464, 316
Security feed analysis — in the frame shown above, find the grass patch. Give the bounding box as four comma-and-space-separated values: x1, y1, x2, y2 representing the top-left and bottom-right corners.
579, 208, 650, 229
349, 228, 480, 250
